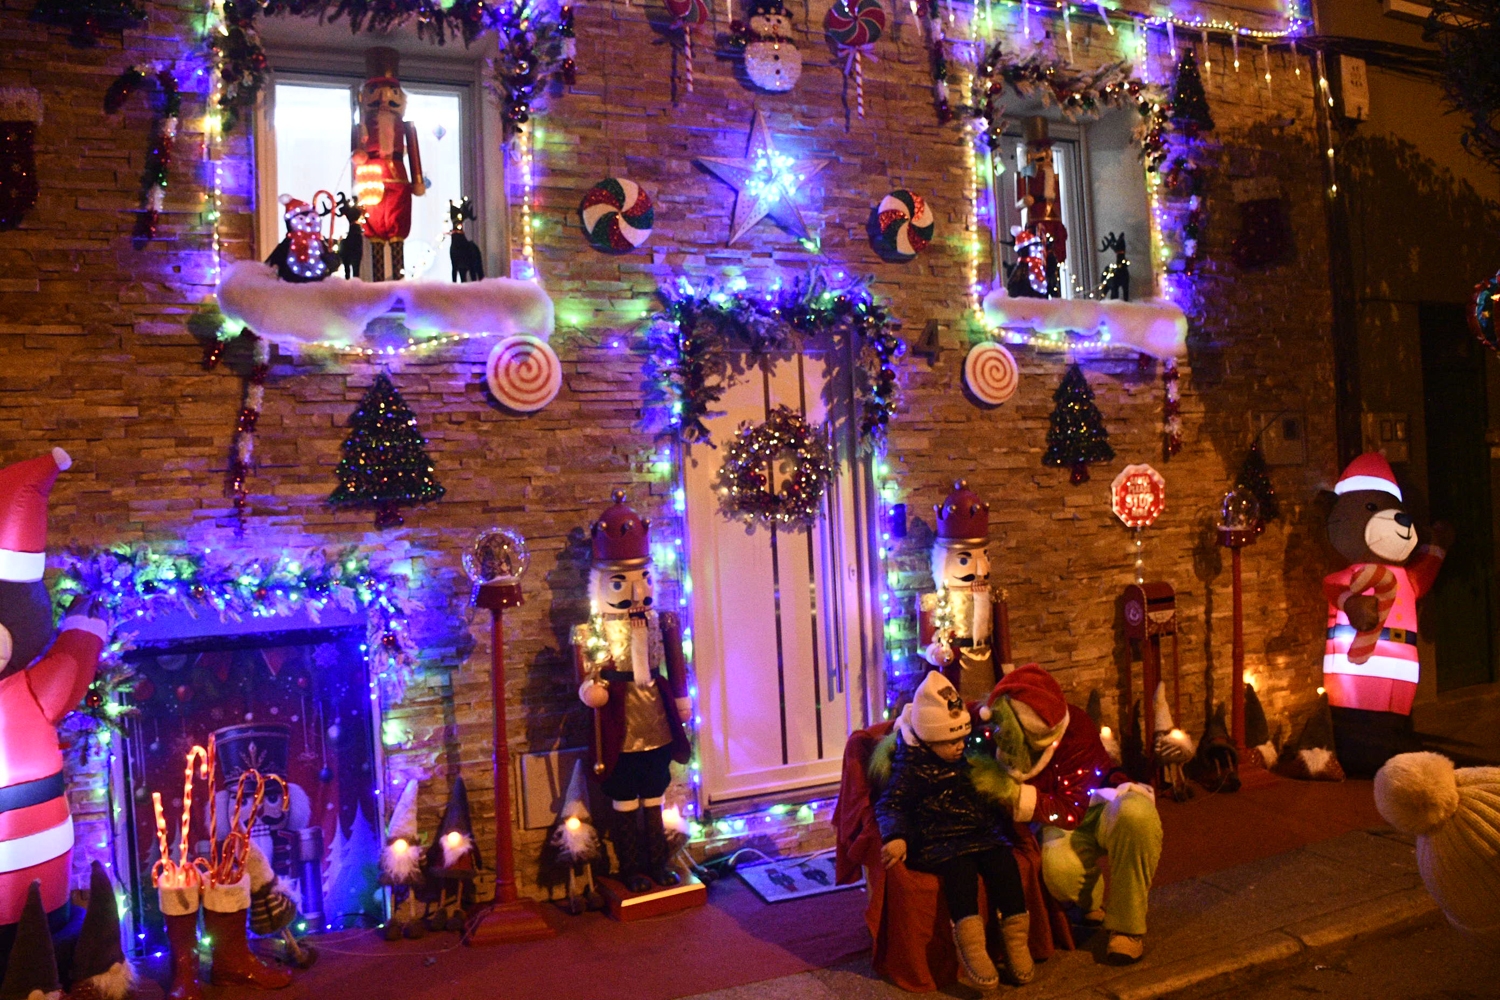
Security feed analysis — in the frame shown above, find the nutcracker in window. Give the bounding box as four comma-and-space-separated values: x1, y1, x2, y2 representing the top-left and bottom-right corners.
573, 492, 692, 893
1011, 116, 1067, 299
918, 481, 1007, 702
352, 47, 426, 282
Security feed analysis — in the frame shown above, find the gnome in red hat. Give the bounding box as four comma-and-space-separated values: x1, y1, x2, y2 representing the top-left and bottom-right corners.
0, 449, 106, 955
573, 491, 691, 894
985, 664, 1160, 965
918, 481, 1008, 701
1321, 453, 1450, 775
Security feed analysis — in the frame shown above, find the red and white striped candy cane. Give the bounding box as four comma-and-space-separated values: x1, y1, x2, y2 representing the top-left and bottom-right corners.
1342, 563, 1398, 665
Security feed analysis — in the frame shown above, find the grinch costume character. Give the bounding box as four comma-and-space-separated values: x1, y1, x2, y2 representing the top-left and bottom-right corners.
0, 449, 106, 937
918, 481, 1006, 702
573, 492, 691, 894
985, 665, 1161, 964
352, 47, 426, 282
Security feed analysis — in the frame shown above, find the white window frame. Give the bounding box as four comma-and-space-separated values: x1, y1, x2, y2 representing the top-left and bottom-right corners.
251, 23, 507, 278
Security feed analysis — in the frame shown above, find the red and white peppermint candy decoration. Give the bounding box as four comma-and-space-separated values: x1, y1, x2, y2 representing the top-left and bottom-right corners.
964, 342, 1019, 405
666, 0, 708, 24
486, 335, 562, 413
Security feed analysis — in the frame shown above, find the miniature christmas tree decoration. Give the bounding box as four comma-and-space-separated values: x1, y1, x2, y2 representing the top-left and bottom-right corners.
1043, 363, 1115, 484
1235, 441, 1279, 530
1169, 50, 1215, 137
328, 373, 446, 528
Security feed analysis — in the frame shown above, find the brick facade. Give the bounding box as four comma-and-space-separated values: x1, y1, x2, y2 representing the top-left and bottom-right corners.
1, 0, 1336, 904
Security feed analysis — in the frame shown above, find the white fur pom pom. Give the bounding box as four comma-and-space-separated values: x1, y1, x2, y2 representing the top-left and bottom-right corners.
1375, 752, 1460, 836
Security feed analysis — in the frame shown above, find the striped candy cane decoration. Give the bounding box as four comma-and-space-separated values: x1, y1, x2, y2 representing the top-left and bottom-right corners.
684, 29, 694, 93
1343, 563, 1399, 665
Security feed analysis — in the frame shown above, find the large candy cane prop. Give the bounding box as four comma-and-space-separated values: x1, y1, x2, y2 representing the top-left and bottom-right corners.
1342, 563, 1399, 665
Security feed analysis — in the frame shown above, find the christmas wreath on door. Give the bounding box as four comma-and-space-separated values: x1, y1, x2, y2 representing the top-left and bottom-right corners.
717, 405, 834, 528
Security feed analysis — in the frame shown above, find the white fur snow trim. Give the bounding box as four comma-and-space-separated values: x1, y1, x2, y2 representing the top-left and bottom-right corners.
1013, 783, 1038, 823
245, 840, 276, 891
59, 616, 109, 641
981, 288, 1188, 360
202, 874, 251, 913
78, 960, 137, 1000
0, 549, 46, 583
50, 447, 71, 471
157, 885, 200, 916
1374, 752, 1460, 836
217, 263, 556, 350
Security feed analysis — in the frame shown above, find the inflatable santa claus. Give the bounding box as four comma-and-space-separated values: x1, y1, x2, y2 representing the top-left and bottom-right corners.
0, 448, 106, 935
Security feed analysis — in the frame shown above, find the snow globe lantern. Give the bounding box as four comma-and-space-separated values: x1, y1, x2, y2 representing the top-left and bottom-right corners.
465, 527, 529, 611
1217, 488, 1261, 549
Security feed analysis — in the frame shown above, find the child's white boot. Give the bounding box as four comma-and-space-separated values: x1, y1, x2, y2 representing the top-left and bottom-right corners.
952, 914, 999, 989
999, 911, 1035, 984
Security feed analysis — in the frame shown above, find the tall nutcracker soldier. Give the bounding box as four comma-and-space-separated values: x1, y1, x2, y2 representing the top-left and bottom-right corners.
352, 47, 426, 282
0, 449, 107, 944
918, 480, 1007, 702
573, 492, 692, 894
1015, 116, 1067, 299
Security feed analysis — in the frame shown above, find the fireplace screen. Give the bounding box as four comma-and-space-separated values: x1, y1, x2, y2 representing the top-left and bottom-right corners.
121, 627, 383, 951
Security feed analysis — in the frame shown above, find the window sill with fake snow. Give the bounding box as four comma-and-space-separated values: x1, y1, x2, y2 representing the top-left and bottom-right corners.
982, 289, 1187, 360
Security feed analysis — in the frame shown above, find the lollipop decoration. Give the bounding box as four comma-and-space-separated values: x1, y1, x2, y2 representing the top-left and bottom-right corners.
666, 0, 709, 94
580, 178, 655, 252
487, 334, 563, 413
825, 0, 885, 119
874, 189, 935, 259
964, 342, 1020, 406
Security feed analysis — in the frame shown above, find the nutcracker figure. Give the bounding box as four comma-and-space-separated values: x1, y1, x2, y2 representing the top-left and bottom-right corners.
352, 47, 426, 282
1015, 116, 1067, 298
573, 492, 692, 894
918, 480, 1005, 701
0, 449, 106, 945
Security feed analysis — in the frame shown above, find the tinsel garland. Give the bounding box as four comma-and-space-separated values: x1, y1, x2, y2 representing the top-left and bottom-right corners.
225, 334, 270, 525
1162, 358, 1181, 457
648, 269, 903, 449
104, 65, 180, 246
919, 0, 952, 124
209, 0, 268, 133
31, 0, 145, 46
52, 545, 418, 743
974, 49, 1145, 146
716, 405, 834, 528
486, 0, 575, 142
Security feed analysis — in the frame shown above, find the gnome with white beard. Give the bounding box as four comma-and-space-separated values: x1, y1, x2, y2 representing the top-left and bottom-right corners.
918, 481, 1007, 701
379, 780, 425, 940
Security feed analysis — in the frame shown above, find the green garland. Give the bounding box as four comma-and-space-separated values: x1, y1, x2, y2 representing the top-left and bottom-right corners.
52, 545, 418, 751
717, 406, 835, 529
648, 269, 903, 449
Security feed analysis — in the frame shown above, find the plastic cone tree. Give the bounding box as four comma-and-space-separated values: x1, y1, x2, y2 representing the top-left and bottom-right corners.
1042, 363, 1115, 485
329, 373, 445, 528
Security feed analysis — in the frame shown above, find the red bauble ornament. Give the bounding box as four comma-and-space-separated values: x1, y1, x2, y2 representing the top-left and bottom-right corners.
85, 689, 103, 709
132, 676, 156, 702
175, 684, 194, 703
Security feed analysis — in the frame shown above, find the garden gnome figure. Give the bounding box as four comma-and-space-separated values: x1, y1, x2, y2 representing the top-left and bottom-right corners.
379, 779, 426, 940
1322, 453, 1450, 775
1016, 116, 1067, 298
422, 777, 479, 932
550, 760, 605, 914
353, 46, 425, 281
919, 481, 1003, 702
69, 861, 138, 1000
0, 882, 63, 1000
573, 492, 692, 894
0, 448, 106, 941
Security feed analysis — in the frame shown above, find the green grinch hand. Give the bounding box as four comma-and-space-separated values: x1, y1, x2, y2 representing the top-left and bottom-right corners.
968, 752, 1021, 810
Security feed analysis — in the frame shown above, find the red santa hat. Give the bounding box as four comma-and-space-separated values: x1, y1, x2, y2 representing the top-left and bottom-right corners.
934, 480, 989, 544
988, 663, 1070, 749
590, 490, 650, 567
1334, 453, 1403, 502
0, 448, 69, 583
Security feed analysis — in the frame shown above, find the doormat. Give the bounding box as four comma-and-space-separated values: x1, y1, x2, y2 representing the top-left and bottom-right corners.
737, 851, 864, 903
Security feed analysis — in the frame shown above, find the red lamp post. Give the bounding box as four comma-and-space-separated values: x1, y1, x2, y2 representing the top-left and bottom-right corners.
465, 532, 554, 945
1217, 489, 1260, 762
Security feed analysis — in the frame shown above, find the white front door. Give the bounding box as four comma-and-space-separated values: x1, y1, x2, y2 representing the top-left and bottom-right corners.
683, 350, 880, 806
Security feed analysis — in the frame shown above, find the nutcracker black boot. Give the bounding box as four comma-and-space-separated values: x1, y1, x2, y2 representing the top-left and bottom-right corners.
611, 807, 652, 893
642, 804, 681, 888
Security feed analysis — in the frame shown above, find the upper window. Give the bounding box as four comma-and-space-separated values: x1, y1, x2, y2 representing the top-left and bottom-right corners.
253, 22, 505, 280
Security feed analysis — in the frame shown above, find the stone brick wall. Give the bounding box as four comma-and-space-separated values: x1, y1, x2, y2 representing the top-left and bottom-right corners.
0, 0, 1334, 905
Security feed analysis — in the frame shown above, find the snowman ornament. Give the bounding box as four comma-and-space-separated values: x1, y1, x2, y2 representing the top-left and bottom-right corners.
742, 0, 802, 92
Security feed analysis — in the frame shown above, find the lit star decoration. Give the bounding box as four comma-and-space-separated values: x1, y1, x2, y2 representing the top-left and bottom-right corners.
696, 112, 829, 245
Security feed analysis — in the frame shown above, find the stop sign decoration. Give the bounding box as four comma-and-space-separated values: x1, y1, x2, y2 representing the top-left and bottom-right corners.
1111, 464, 1166, 528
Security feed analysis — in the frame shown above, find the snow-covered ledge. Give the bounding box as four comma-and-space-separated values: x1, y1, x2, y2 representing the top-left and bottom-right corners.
982, 288, 1187, 360
217, 261, 556, 350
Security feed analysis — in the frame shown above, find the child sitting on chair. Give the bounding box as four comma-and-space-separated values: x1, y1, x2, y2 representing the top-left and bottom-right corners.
875, 671, 1033, 990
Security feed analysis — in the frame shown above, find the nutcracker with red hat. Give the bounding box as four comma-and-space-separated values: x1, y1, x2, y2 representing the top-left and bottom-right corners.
573, 491, 692, 894
0, 448, 107, 960
1321, 453, 1450, 775
352, 46, 426, 282
919, 481, 1007, 702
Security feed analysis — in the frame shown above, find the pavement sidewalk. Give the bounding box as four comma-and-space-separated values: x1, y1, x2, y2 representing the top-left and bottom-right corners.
679, 825, 1440, 1000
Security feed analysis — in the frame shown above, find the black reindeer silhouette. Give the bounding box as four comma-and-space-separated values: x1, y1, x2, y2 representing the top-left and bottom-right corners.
448, 197, 484, 283
1096, 232, 1130, 301
333, 193, 365, 280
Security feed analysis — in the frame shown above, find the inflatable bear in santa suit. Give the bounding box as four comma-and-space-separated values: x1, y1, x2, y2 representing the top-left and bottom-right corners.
573, 492, 692, 893
918, 481, 1009, 702
1323, 453, 1450, 774
0, 449, 106, 937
